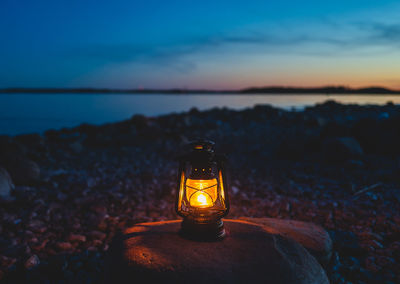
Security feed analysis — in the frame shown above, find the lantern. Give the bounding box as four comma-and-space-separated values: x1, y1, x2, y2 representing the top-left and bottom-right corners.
175, 140, 229, 240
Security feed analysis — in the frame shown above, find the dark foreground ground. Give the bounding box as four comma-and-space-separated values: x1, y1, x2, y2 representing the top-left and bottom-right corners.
0, 100, 399, 283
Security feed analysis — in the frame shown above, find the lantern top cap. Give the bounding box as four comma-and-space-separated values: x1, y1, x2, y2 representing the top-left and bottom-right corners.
189, 139, 215, 152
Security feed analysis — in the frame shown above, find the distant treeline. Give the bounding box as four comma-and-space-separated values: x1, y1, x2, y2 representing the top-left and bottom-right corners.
241, 86, 400, 94
1, 86, 400, 94
0, 88, 231, 94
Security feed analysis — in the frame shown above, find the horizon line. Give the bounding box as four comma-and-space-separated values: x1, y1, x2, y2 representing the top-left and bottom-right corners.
1, 85, 400, 94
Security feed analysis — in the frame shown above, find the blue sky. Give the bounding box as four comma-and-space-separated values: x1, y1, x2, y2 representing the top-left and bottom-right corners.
1, 0, 400, 89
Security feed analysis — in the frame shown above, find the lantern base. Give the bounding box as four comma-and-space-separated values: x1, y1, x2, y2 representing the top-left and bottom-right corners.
180, 218, 226, 241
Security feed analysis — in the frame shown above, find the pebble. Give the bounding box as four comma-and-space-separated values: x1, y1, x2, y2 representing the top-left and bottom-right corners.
231, 186, 239, 195
56, 242, 73, 251
24, 255, 40, 269
88, 231, 106, 241
68, 234, 87, 243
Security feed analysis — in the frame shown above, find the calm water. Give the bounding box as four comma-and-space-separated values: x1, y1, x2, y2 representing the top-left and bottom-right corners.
1, 93, 399, 135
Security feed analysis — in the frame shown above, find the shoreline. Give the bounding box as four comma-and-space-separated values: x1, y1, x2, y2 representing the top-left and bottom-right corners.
1, 98, 400, 137
2, 86, 400, 95
2, 92, 400, 95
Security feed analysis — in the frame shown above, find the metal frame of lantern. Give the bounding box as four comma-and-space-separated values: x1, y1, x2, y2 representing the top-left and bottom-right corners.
175, 140, 229, 241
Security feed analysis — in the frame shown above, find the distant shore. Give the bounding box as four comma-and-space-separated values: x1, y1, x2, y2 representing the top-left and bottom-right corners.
1, 86, 400, 94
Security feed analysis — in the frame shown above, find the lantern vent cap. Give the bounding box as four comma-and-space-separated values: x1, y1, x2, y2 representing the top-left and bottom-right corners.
189, 139, 215, 152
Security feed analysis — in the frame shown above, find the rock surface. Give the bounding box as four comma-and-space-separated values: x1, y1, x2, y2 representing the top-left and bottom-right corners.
240, 217, 332, 267
106, 219, 329, 284
0, 167, 14, 198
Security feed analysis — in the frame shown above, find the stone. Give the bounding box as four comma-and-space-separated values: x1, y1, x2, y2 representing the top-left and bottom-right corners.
89, 231, 106, 241
0, 136, 26, 158
25, 255, 40, 269
0, 167, 14, 198
68, 234, 87, 243
239, 217, 332, 267
69, 141, 83, 153
329, 230, 364, 256
14, 134, 46, 151
322, 137, 363, 162
105, 219, 329, 284
56, 242, 73, 251
5, 157, 40, 185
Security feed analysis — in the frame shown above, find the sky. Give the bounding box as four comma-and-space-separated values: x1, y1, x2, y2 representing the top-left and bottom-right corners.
1, 0, 400, 90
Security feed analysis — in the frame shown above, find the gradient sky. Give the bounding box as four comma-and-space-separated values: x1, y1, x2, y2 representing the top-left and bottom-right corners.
1, 0, 400, 89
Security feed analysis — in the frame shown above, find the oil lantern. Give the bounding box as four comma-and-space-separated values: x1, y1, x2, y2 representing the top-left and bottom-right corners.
175, 140, 229, 240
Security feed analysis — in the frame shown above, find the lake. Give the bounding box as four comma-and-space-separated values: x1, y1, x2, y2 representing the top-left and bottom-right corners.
1, 93, 399, 135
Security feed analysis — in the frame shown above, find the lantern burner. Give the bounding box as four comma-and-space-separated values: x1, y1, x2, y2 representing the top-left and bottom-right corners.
180, 218, 226, 241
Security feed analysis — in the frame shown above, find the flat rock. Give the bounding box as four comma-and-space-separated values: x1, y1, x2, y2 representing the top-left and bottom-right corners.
240, 217, 332, 266
105, 219, 329, 284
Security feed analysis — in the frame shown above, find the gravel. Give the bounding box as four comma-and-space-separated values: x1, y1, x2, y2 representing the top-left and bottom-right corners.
0, 100, 399, 283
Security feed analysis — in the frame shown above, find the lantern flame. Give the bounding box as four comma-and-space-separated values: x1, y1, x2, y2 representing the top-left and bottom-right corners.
190, 191, 213, 207
197, 193, 208, 205
186, 178, 217, 208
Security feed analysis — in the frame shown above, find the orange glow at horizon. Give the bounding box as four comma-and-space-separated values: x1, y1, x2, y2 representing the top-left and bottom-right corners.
169, 54, 400, 91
